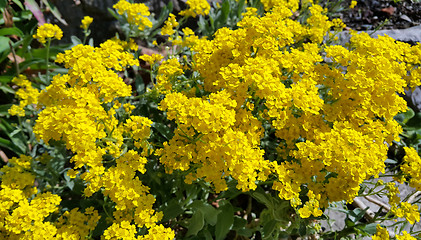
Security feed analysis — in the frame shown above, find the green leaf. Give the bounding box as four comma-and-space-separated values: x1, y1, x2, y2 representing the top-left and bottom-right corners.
0, 75, 13, 84
0, 36, 10, 54
237, 0, 246, 18
215, 202, 234, 240
0, 84, 15, 94
152, 122, 173, 141
358, 223, 378, 235
347, 208, 367, 223
186, 210, 205, 236
11, 0, 24, 9
220, 0, 230, 22
262, 219, 277, 238
0, 104, 13, 117
252, 192, 274, 209
406, 112, 421, 129
395, 107, 415, 124
0, 136, 24, 155
232, 216, 247, 230
0, 27, 24, 37
161, 199, 185, 221
384, 158, 398, 164
190, 200, 221, 226
298, 221, 307, 236
0, 0, 6, 8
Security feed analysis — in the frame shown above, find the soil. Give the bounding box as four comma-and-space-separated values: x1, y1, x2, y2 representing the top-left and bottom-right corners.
337, 0, 421, 30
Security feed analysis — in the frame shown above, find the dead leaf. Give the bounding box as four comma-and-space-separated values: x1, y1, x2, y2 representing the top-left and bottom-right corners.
381, 6, 395, 16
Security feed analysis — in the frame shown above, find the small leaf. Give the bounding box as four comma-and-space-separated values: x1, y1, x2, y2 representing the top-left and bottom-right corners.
186, 210, 205, 236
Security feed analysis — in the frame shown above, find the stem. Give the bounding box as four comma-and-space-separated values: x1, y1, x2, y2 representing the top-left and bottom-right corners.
9, 41, 20, 75
46, 38, 51, 82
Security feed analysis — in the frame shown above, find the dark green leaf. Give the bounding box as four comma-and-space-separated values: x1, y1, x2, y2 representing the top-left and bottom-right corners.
190, 200, 221, 226
298, 221, 307, 236
0, 27, 24, 37
152, 122, 173, 140
232, 216, 247, 230
161, 199, 185, 221
215, 203, 234, 240
0, 104, 13, 117
262, 219, 277, 238
186, 210, 205, 236
406, 112, 421, 128
0, 75, 13, 84
252, 192, 273, 209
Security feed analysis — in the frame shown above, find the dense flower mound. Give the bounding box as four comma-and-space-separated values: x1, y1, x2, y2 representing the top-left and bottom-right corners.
2, 0, 421, 238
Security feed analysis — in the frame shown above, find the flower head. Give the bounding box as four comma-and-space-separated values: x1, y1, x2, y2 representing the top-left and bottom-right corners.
33, 23, 63, 44
179, 0, 210, 18
81, 16, 93, 30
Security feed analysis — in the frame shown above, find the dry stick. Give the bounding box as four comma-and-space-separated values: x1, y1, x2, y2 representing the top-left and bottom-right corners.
353, 197, 394, 238
407, 191, 421, 204
352, 197, 376, 220
364, 195, 391, 212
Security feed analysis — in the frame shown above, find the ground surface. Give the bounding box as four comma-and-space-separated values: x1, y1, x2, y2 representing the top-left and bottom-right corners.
339, 0, 421, 30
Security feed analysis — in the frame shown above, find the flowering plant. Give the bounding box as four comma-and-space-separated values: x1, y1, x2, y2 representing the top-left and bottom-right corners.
2, 0, 421, 239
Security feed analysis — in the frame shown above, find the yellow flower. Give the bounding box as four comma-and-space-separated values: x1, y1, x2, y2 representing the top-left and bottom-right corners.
161, 13, 178, 36
350, 0, 357, 9
113, 0, 152, 31
372, 225, 389, 240
179, 0, 210, 18
396, 231, 416, 240
80, 16, 93, 30
33, 23, 63, 44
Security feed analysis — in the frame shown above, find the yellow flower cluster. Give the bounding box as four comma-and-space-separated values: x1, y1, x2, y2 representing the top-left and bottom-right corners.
3, 38, 174, 238
157, 91, 271, 192
32, 23, 63, 44
113, 0, 152, 31
161, 13, 178, 36
297, 191, 323, 218
372, 225, 389, 240
80, 16, 93, 30
0, 155, 100, 239
396, 231, 417, 240
179, 0, 211, 18
401, 147, 421, 190
350, 0, 358, 9
157, 1, 421, 210
385, 182, 420, 225
8, 75, 40, 117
